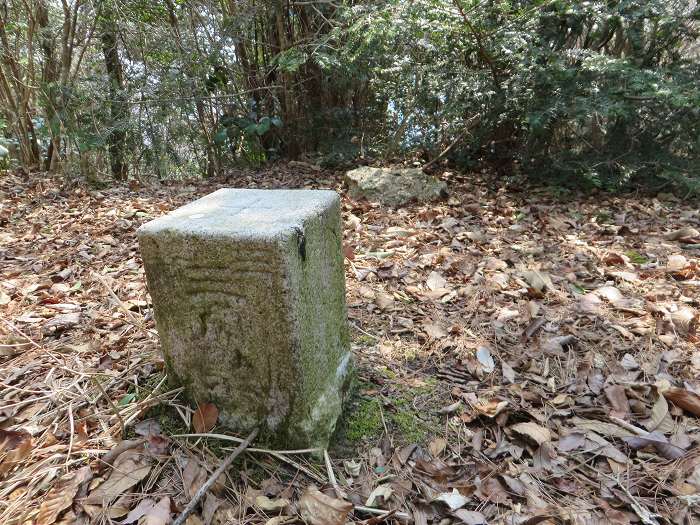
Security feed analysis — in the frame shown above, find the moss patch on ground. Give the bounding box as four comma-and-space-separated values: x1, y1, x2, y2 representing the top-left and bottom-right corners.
345, 397, 384, 442
389, 403, 432, 443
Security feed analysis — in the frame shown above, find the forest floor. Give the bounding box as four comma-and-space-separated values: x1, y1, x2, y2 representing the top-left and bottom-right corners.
1, 165, 700, 525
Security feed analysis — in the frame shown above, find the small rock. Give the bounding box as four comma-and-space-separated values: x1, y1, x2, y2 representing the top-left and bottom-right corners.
345, 166, 447, 206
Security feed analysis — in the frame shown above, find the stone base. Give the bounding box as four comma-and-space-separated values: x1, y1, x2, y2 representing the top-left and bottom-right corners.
138, 189, 352, 448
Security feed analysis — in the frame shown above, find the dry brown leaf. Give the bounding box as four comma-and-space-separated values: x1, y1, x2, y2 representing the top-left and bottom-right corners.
0, 429, 32, 477
428, 437, 447, 457
664, 226, 700, 242
522, 270, 553, 293
662, 387, 700, 417
142, 497, 172, 525
426, 271, 448, 291
182, 458, 208, 499
572, 418, 634, 439
192, 403, 219, 433
299, 487, 352, 525
434, 488, 468, 510
510, 422, 551, 445
423, 322, 448, 339
375, 291, 395, 311
473, 399, 508, 418
264, 517, 295, 525
452, 509, 487, 524
623, 432, 686, 460
85, 449, 151, 505
604, 385, 630, 419
255, 495, 290, 513
579, 292, 603, 314
35, 466, 92, 525
646, 394, 673, 433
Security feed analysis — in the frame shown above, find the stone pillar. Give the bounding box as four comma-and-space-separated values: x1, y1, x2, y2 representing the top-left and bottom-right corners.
138, 189, 352, 448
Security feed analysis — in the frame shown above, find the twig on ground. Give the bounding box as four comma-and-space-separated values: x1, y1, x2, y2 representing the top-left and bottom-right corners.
355, 506, 412, 522
350, 321, 380, 341
0, 317, 42, 349
91, 376, 125, 437
324, 449, 347, 499
172, 428, 258, 525
65, 401, 75, 469
172, 432, 321, 455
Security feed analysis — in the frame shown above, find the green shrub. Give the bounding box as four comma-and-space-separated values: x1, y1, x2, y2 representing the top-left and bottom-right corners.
336, 0, 700, 193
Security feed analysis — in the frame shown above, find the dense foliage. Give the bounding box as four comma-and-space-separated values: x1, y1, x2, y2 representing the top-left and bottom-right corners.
1, 0, 699, 192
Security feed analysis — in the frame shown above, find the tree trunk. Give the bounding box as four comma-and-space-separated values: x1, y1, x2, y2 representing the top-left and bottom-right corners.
100, 20, 128, 180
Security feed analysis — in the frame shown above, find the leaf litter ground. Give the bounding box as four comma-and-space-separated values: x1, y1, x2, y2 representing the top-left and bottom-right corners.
1, 167, 699, 524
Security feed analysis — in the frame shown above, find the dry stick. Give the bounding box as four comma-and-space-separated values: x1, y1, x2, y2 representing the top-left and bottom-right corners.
91, 376, 125, 438
65, 401, 75, 469
324, 449, 347, 499
172, 428, 258, 525
355, 506, 411, 522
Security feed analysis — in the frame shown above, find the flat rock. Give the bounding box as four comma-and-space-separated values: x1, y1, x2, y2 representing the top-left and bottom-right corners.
345, 166, 447, 206
138, 189, 352, 448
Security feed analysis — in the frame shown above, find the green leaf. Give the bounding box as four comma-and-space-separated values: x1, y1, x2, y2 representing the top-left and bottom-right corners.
118, 393, 136, 406
214, 128, 228, 145
255, 117, 271, 136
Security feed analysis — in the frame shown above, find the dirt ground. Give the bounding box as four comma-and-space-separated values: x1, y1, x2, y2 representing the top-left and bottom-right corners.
1, 166, 699, 524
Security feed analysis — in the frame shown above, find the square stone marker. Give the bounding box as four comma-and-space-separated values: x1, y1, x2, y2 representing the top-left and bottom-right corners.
138, 189, 352, 448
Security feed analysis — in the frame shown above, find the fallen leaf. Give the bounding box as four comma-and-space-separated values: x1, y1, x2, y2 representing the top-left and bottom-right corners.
426, 271, 448, 291
192, 403, 219, 433
343, 459, 361, 477
134, 419, 162, 437
475, 346, 495, 374
255, 495, 290, 513
501, 361, 516, 383
511, 422, 552, 445
264, 517, 295, 525
620, 353, 639, 371
662, 387, 700, 417
0, 429, 32, 477
557, 432, 586, 452
375, 292, 395, 311
623, 432, 686, 460
664, 226, 700, 242
428, 437, 447, 457
435, 488, 469, 510
579, 292, 603, 314
299, 487, 352, 525
35, 466, 92, 525
646, 395, 672, 433
572, 418, 633, 439
142, 497, 171, 525
85, 449, 151, 505
452, 509, 487, 524
121, 499, 157, 524
182, 459, 207, 499
604, 385, 630, 419
365, 484, 393, 507
423, 322, 448, 339
473, 399, 508, 418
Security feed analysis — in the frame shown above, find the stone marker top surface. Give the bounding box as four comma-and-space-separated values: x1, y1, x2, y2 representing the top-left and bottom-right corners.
138, 188, 339, 240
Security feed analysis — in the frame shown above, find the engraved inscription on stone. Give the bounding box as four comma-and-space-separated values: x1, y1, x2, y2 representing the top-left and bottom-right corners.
138, 189, 352, 448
